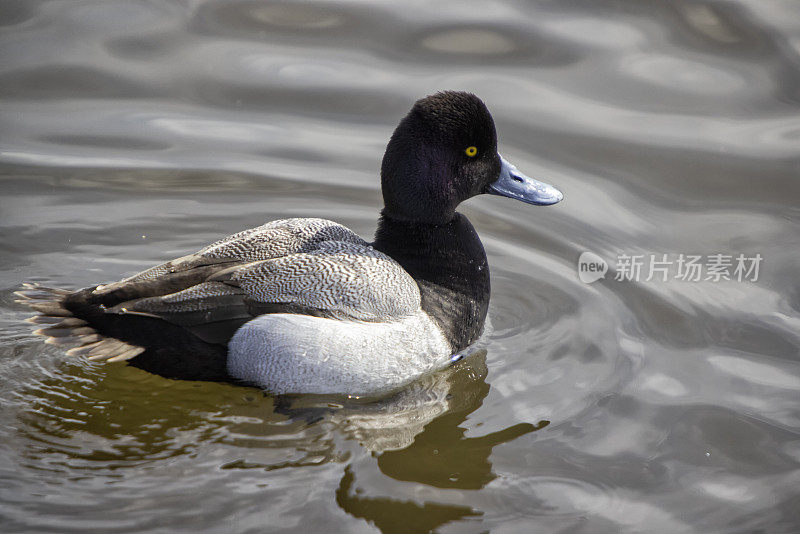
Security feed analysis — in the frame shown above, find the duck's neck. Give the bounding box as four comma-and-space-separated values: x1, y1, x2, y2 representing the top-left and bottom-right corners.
372, 211, 490, 352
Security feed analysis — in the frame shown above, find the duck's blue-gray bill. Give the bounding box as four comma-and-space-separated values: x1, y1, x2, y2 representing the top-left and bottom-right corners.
488, 155, 563, 206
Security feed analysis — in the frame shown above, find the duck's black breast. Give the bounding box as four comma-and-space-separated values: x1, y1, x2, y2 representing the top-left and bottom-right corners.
372, 212, 490, 352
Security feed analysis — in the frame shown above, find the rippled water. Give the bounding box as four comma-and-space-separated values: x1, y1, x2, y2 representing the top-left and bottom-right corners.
2, 0, 800, 532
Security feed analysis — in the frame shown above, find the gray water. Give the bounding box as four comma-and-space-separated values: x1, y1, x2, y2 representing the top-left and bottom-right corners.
1, 0, 800, 532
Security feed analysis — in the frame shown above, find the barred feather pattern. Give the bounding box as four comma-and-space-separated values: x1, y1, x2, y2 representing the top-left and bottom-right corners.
118, 254, 205, 284
114, 218, 419, 322
121, 218, 365, 284
200, 218, 366, 261
233, 241, 420, 321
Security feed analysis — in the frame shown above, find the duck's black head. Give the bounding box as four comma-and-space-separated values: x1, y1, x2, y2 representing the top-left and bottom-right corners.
380, 91, 562, 225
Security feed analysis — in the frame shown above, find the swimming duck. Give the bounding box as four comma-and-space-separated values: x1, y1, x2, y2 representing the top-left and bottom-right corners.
17, 91, 563, 395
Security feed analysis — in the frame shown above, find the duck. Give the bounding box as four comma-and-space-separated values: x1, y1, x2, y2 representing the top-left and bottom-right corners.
17, 91, 563, 395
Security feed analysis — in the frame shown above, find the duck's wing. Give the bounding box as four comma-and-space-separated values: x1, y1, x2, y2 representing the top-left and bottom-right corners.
218, 240, 422, 322
89, 217, 367, 304
17, 218, 384, 366
115, 239, 422, 339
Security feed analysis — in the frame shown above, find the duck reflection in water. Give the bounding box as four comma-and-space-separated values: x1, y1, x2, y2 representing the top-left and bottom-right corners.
277, 349, 547, 455
309, 350, 548, 532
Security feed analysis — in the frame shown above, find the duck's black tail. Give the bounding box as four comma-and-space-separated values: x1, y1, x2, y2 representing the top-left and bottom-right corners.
15, 283, 231, 381
15, 283, 144, 360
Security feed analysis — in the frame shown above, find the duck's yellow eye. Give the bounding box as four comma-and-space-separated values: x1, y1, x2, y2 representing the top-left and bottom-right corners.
465, 146, 478, 157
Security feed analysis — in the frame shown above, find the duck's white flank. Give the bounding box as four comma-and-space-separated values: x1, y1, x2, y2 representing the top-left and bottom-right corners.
228, 311, 451, 395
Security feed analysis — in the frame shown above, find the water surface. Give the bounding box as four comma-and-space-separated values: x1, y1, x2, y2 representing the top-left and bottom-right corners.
1, 0, 799, 532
